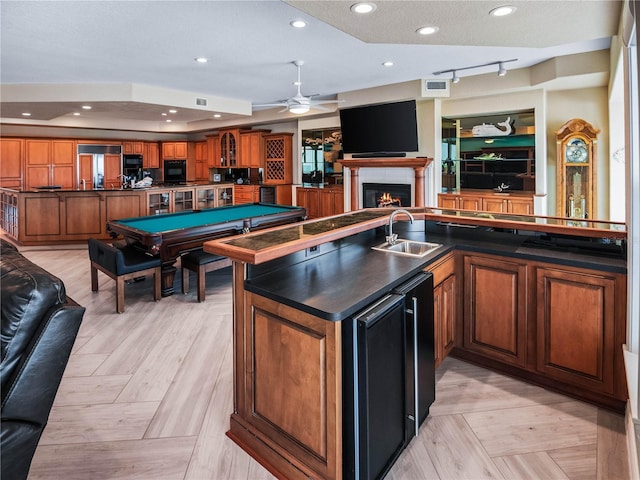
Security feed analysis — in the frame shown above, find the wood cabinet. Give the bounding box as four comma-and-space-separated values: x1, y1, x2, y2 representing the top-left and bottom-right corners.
427, 253, 457, 369
296, 186, 343, 219
206, 135, 220, 168
146, 187, 194, 215
8, 189, 145, 245
438, 191, 533, 214
123, 141, 144, 155
0, 138, 23, 189
239, 130, 267, 168
453, 252, 627, 409
535, 264, 625, 398
229, 288, 342, 480
219, 129, 240, 167
264, 133, 293, 184
296, 187, 321, 218
234, 185, 259, 204
144, 142, 160, 169
25, 139, 76, 189
103, 153, 124, 189
462, 253, 529, 367
194, 141, 210, 181
161, 142, 188, 159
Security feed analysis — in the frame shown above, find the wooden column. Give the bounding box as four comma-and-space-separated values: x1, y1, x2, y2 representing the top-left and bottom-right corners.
414, 166, 426, 207
349, 166, 359, 211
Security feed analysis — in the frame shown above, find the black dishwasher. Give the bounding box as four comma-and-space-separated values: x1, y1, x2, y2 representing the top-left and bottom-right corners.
343, 272, 434, 480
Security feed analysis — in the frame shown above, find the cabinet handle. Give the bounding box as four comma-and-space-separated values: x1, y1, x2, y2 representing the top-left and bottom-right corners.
411, 295, 419, 437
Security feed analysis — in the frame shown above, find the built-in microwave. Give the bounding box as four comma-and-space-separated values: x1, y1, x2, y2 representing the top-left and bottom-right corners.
163, 160, 187, 184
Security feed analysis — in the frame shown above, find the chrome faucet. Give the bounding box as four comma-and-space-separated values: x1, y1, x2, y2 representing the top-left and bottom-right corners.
387, 209, 414, 245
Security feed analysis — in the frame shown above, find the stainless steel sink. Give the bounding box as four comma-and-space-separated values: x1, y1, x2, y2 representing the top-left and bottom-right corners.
372, 239, 442, 258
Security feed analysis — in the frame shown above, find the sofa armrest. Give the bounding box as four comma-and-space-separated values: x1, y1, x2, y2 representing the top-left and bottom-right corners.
1, 302, 84, 424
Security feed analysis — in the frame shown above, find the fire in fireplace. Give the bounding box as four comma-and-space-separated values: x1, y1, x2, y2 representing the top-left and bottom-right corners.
363, 183, 412, 208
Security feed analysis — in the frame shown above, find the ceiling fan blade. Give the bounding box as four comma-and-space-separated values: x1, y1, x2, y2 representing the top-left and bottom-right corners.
278, 106, 289, 113
310, 105, 331, 112
253, 102, 288, 108
310, 99, 344, 105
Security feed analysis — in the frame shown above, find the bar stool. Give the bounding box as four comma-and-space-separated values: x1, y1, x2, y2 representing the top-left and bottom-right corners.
181, 249, 232, 302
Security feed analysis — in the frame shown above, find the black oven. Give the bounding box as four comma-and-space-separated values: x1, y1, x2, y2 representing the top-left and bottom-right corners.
163, 160, 187, 184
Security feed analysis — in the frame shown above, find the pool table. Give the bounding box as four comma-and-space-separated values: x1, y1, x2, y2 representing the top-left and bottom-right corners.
107, 203, 306, 295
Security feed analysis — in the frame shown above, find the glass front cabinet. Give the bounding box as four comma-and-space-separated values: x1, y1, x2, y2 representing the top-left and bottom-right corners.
555, 118, 599, 219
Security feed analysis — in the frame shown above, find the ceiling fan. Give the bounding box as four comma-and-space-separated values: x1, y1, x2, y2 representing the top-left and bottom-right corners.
253, 60, 342, 115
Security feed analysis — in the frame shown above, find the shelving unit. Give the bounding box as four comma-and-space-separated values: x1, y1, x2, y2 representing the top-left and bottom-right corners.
442, 111, 536, 194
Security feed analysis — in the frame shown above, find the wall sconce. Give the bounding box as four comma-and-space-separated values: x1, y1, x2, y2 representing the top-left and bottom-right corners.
433, 58, 517, 83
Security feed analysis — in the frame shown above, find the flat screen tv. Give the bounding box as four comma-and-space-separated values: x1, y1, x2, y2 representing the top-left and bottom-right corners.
339, 100, 419, 157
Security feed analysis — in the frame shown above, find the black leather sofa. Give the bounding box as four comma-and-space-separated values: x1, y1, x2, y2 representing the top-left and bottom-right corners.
1, 239, 85, 480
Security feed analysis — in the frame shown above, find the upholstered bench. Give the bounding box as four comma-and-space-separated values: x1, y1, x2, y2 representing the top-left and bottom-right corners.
181, 249, 232, 302
88, 238, 161, 313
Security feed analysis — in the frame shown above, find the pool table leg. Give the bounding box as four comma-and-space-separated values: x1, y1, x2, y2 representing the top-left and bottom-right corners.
160, 262, 178, 296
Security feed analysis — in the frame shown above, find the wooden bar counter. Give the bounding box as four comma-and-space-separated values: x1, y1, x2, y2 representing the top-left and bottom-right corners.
203, 208, 627, 479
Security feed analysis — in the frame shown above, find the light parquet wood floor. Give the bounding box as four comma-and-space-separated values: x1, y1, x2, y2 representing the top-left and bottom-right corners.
20, 248, 630, 480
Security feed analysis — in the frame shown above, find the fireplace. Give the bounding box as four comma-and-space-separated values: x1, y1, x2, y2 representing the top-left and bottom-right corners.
363, 183, 412, 208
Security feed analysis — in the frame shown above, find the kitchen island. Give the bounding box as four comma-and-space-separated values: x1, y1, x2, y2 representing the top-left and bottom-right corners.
203, 208, 627, 480
0, 183, 234, 246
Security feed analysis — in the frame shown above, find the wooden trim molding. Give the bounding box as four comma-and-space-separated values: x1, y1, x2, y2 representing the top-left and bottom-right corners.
339, 157, 433, 209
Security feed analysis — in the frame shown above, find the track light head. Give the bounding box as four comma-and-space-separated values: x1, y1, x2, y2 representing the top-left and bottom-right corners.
452, 70, 460, 84
498, 62, 507, 76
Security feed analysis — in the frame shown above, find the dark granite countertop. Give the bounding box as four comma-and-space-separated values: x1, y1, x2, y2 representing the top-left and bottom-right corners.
245, 219, 626, 322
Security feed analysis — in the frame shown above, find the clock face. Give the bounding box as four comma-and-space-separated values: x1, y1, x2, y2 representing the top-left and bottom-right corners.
565, 138, 588, 163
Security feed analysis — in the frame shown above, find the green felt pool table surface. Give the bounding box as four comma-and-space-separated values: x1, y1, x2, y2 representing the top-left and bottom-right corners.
114, 203, 302, 233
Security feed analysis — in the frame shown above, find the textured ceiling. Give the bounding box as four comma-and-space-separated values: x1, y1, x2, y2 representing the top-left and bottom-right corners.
0, 0, 622, 132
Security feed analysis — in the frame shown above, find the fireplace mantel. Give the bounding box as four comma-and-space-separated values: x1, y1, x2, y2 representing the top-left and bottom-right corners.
340, 157, 433, 209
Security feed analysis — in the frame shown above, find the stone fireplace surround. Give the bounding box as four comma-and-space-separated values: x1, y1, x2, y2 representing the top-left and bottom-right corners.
339, 157, 433, 210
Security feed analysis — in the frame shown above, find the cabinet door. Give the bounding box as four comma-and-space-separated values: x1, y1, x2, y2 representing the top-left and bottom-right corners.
207, 135, 220, 167
297, 188, 320, 218
104, 153, 122, 188
458, 195, 482, 211
78, 154, 93, 189
25, 139, 50, 166
482, 196, 507, 213
508, 198, 533, 215
239, 132, 264, 168
51, 140, 75, 188
174, 142, 188, 159
536, 266, 617, 394
437, 194, 459, 209
463, 254, 528, 367
162, 142, 176, 159
144, 142, 160, 169
1, 138, 23, 182
195, 161, 209, 181
234, 185, 257, 204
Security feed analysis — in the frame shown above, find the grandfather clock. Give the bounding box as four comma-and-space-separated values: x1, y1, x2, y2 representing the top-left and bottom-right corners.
555, 118, 599, 219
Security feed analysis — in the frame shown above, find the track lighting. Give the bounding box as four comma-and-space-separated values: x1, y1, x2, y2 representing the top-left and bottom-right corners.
433, 59, 517, 83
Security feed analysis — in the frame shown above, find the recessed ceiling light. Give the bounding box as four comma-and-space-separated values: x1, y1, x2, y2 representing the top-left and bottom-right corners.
290, 19, 306, 28
21, 112, 31, 116
489, 5, 516, 17
351, 2, 376, 14
169, 109, 177, 114
416, 26, 438, 35
213, 114, 221, 118
166, 119, 172, 123
194, 57, 208, 63
82, 105, 91, 110
161, 113, 167, 116
382, 61, 394, 67
73, 112, 80, 116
